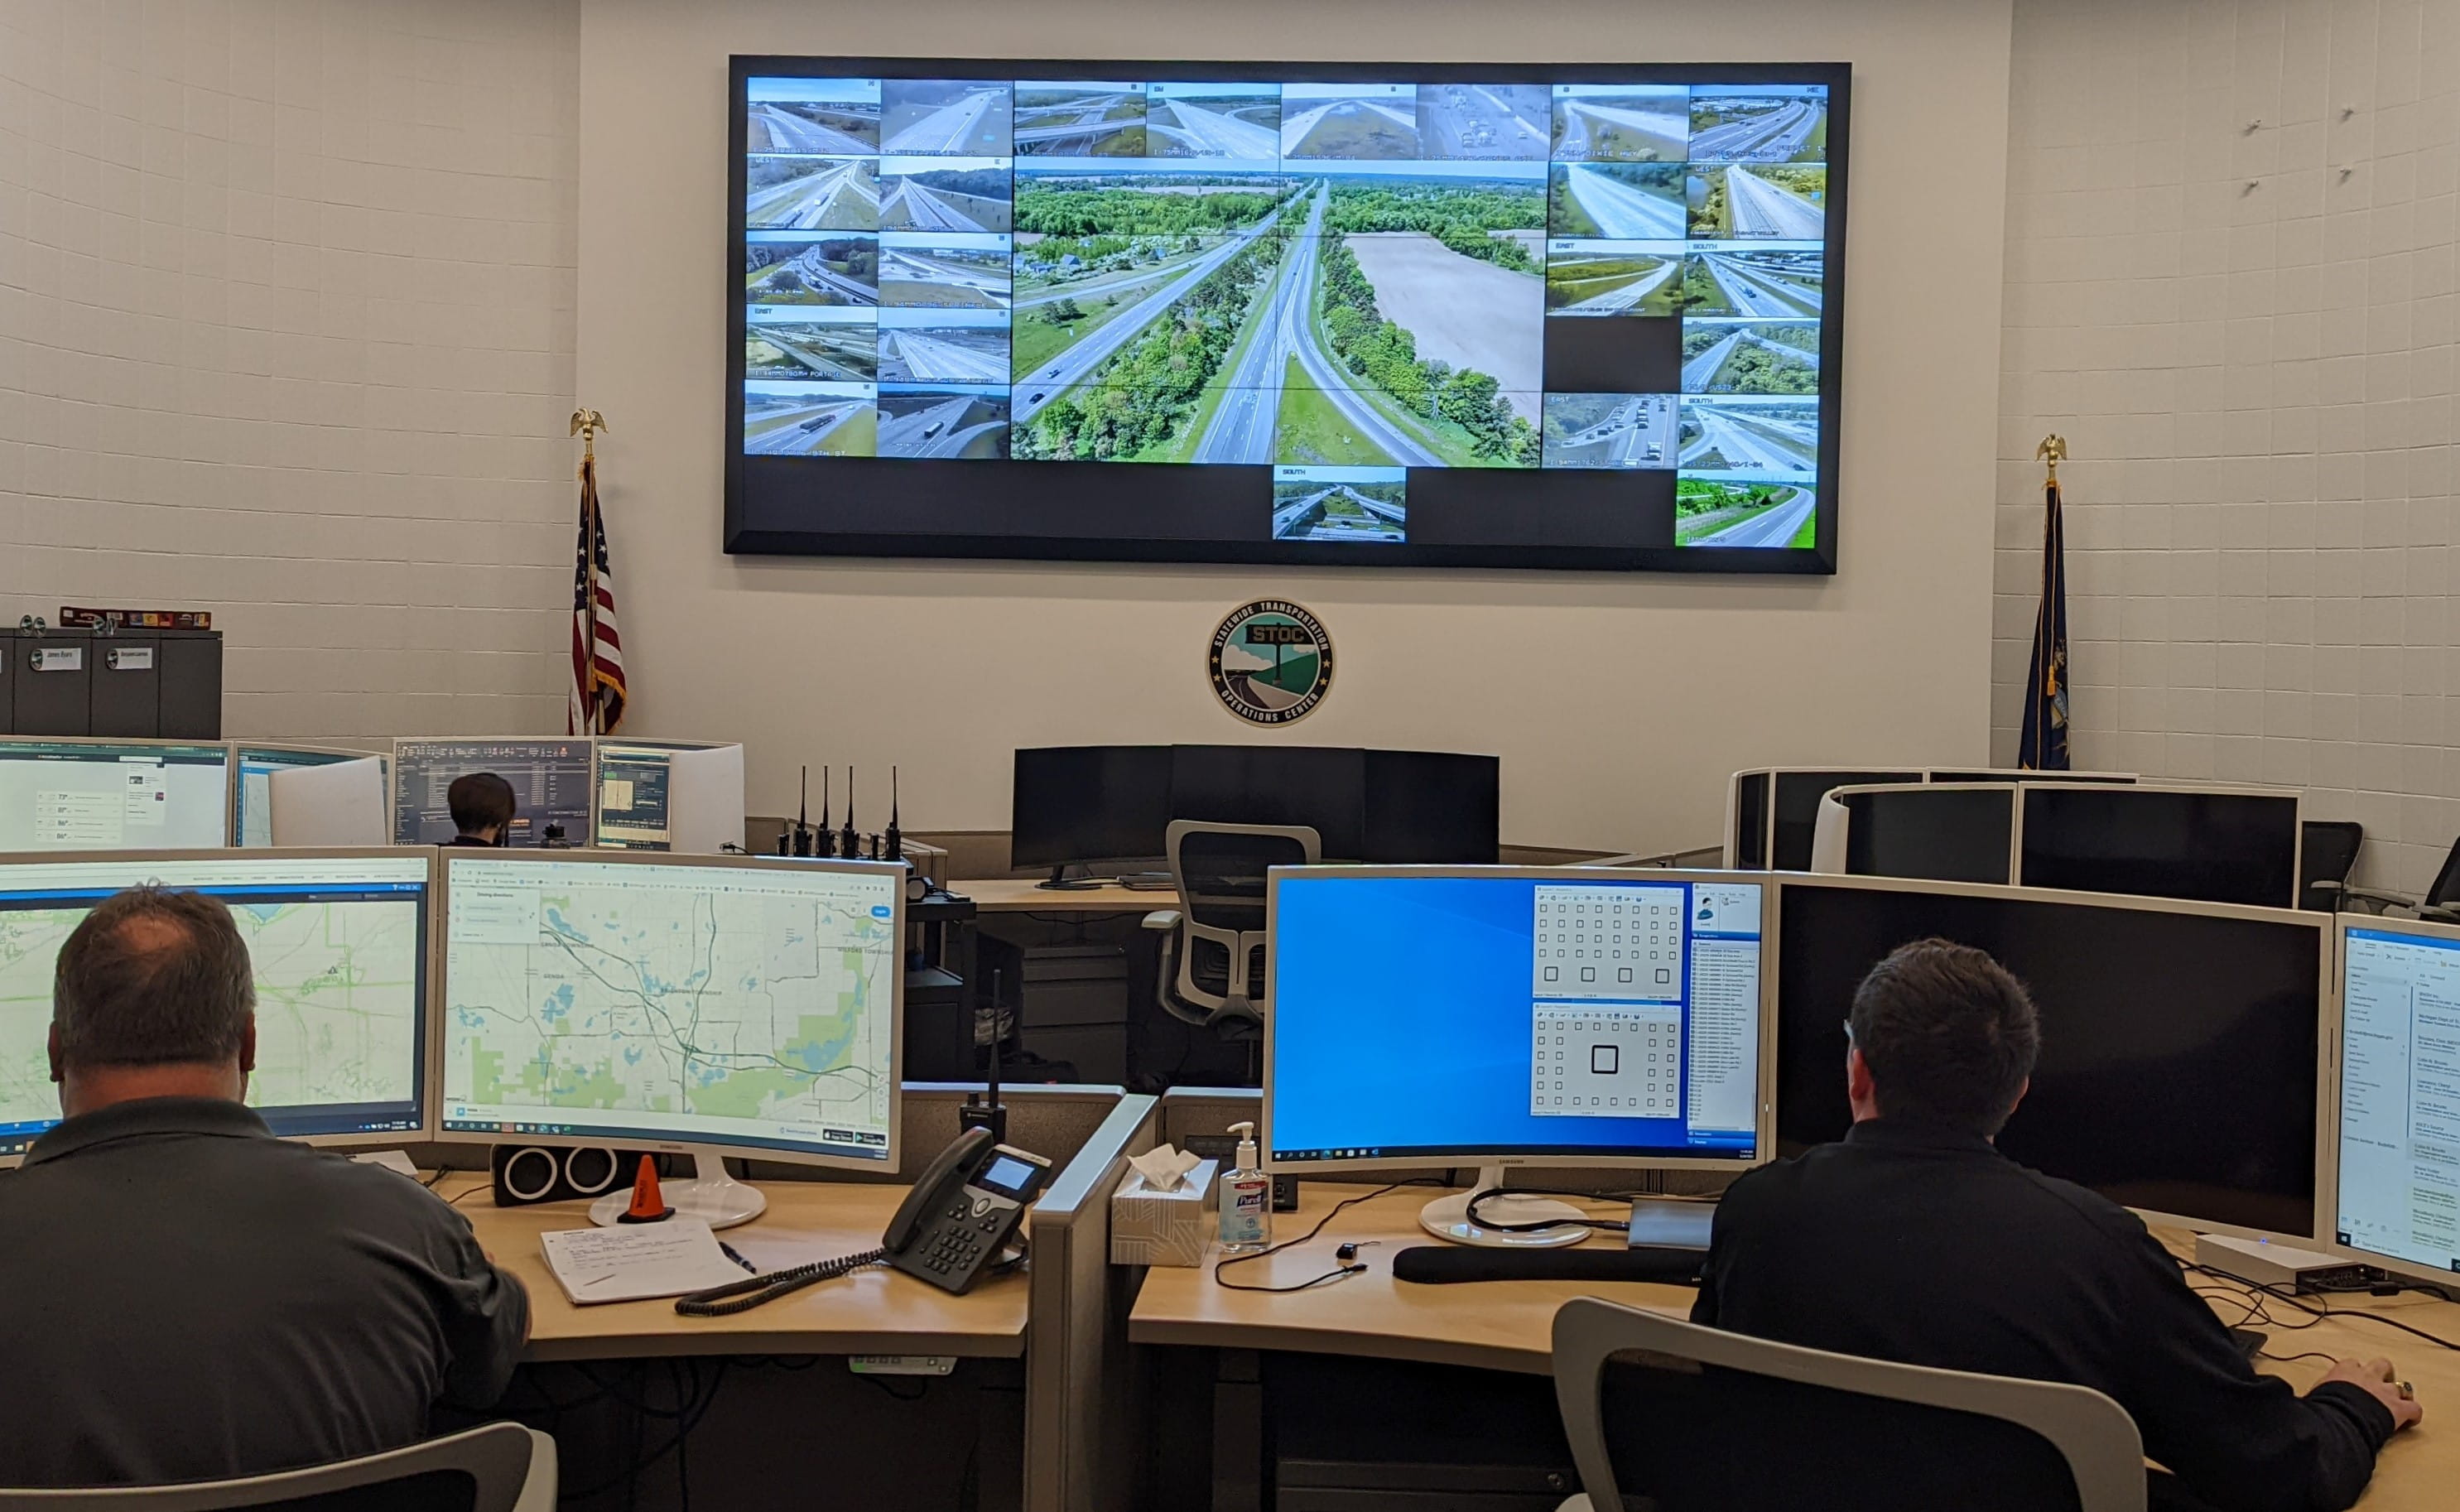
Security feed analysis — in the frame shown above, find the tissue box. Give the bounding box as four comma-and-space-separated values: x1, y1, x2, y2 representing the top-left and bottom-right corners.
1110, 1159, 1219, 1267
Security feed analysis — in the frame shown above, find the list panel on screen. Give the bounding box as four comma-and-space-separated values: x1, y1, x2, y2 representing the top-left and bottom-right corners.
2338, 927, 2460, 1275
731, 61, 1847, 573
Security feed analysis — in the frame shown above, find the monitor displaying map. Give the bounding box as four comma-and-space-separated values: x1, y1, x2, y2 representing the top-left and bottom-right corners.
0, 851, 432, 1158
436, 853, 903, 1167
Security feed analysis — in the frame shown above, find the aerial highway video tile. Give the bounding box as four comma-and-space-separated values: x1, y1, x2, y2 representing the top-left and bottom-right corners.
1687, 164, 1826, 239
1687, 85, 1827, 163
744, 380, 877, 457
1677, 476, 1814, 547
1271, 465, 1408, 542
1282, 83, 1421, 160
1680, 246, 1824, 317
745, 309, 879, 381
745, 76, 882, 154
880, 79, 1014, 156
1547, 161, 1687, 239
876, 383, 1011, 459
1415, 83, 1550, 161
878, 232, 1012, 308
877, 156, 1014, 233
744, 233, 879, 308
1146, 83, 1283, 159
1014, 80, 1147, 156
1680, 320, 1819, 395
1550, 84, 1689, 162
1544, 239, 1686, 316
747, 155, 880, 230
1678, 395, 1818, 480
876, 308, 1011, 384
1541, 393, 1677, 469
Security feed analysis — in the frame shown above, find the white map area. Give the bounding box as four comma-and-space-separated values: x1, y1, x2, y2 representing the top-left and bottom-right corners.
1, 898, 424, 1131
440, 872, 898, 1146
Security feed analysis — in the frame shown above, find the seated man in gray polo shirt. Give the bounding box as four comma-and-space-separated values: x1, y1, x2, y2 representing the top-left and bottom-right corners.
0, 885, 529, 1488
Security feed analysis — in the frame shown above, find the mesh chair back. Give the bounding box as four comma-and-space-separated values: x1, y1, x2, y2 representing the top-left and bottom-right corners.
2298, 820, 2364, 911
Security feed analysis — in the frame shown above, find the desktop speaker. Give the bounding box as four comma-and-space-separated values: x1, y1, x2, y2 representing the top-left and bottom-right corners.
489, 1144, 656, 1207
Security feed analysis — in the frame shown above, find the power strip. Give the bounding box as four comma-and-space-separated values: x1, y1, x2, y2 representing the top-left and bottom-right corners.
2194, 1233, 2383, 1292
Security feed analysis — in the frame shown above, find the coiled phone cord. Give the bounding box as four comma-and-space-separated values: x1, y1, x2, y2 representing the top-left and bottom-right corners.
674, 1247, 887, 1317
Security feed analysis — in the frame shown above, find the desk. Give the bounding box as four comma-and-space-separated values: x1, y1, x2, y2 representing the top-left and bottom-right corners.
962, 879, 1168, 912
1129, 1184, 2460, 1510
445, 1175, 1027, 1362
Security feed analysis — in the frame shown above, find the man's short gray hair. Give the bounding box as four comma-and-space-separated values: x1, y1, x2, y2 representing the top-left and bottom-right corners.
52, 886, 255, 1068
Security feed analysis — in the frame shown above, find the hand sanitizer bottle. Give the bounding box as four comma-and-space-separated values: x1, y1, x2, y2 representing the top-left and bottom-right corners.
1218, 1120, 1273, 1254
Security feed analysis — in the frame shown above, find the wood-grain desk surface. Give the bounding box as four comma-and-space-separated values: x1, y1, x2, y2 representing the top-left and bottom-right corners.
443, 1174, 1029, 1362
960, 879, 1170, 912
1128, 1184, 2460, 1510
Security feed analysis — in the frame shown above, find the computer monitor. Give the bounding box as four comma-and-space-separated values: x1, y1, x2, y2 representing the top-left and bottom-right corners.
0, 850, 434, 1163
1832, 783, 2015, 885
1010, 745, 1175, 878
233, 744, 370, 846
1365, 752, 1501, 864
1171, 745, 1370, 858
1774, 875, 2326, 1239
392, 739, 595, 847
0, 739, 231, 850
1926, 768, 2135, 785
1727, 771, 1771, 869
2332, 917, 2460, 1281
436, 850, 903, 1226
1269, 866, 1769, 1246
2016, 783, 2301, 908
1770, 769, 1925, 872
594, 741, 692, 850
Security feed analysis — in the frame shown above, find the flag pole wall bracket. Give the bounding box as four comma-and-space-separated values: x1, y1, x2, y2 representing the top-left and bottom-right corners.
2035, 432, 2067, 484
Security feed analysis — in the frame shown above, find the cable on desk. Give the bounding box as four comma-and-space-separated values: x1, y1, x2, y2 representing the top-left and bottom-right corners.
2188, 1264, 2460, 1352
1465, 1186, 1645, 1235
673, 1246, 886, 1316
1213, 1180, 1442, 1293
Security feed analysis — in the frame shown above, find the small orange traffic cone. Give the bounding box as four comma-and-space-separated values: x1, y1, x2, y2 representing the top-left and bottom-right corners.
617, 1154, 673, 1224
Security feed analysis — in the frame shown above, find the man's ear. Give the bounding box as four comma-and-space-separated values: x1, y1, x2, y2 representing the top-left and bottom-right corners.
239, 1014, 258, 1076
47, 1022, 63, 1085
1846, 1044, 1877, 1106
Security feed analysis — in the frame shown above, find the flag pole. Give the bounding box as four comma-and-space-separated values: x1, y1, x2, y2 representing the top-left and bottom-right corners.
570, 407, 608, 736
2025, 434, 2069, 771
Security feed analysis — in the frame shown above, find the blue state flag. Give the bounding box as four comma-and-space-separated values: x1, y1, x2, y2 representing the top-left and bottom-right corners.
2019, 477, 2070, 771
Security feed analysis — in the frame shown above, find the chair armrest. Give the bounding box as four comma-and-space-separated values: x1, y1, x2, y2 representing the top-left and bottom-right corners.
1142, 909, 1183, 932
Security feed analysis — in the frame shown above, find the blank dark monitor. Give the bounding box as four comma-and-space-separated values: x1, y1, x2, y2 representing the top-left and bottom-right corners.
1927, 769, 2133, 785
2018, 787, 2299, 908
1774, 879, 2323, 1237
1771, 769, 1923, 871
1009, 745, 1174, 869
1171, 745, 1368, 859
1732, 772, 1770, 868
1841, 787, 2013, 885
1362, 751, 1500, 864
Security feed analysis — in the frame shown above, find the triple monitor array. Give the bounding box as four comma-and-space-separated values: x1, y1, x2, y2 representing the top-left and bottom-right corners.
0, 737, 745, 855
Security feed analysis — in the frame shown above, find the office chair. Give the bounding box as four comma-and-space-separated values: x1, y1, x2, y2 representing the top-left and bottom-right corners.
1550, 1299, 2145, 1512
1141, 820, 1320, 1051
2297, 820, 2365, 912
0, 1423, 556, 1512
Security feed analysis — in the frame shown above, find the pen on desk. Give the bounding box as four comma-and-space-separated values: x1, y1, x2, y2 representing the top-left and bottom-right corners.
583, 1274, 615, 1288
720, 1240, 758, 1274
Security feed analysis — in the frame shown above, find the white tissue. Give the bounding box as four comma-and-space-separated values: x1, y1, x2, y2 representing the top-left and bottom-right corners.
1127, 1144, 1205, 1192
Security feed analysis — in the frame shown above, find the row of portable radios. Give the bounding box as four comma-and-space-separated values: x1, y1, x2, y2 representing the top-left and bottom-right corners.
0, 736, 745, 855
2, 846, 2455, 1288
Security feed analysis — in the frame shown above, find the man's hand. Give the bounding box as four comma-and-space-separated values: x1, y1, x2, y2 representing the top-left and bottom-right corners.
2318, 1357, 2424, 1433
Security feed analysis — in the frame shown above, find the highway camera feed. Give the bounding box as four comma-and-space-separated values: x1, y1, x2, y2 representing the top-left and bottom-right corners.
736, 65, 1841, 566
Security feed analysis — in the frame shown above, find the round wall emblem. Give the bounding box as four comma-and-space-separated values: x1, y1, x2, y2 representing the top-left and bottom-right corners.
1209, 600, 1333, 726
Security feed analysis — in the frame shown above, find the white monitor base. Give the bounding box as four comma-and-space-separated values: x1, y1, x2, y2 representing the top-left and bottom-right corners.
1418, 1167, 1590, 1249
590, 1149, 768, 1230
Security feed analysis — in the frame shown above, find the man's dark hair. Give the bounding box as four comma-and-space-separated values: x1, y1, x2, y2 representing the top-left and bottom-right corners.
448, 772, 518, 836
53, 887, 256, 1069
1847, 938, 2039, 1137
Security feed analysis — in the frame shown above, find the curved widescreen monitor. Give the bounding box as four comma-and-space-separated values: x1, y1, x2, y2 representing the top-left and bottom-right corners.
1267, 866, 1770, 1171
0, 850, 433, 1160
2333, 917, 2460, 1281
1774, 875, 2326, 1239
2016, 783, 2300, 909
436, 851, 903, 1168
1833, 782, 2015, 885
729, 60, 1850, 574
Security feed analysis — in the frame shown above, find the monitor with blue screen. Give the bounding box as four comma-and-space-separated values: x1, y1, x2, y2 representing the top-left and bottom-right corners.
0, 850, 433, 1162
2334, 917, 2460, 1280
1267, 867, 1768, 1170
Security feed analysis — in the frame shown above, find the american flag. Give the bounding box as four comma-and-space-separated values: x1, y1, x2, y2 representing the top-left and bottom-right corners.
569, 452, 626, 735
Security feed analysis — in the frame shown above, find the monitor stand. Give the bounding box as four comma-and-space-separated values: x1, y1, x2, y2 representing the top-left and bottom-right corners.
589, 1149, 768, 1230
1037, 865, 1101, 891
1418, 1164, 1590, 1249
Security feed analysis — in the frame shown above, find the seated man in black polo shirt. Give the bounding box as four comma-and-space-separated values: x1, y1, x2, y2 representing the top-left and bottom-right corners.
446, 771, 518, 846
0, 886, 529, 1488
1694, 937, 2418, 1512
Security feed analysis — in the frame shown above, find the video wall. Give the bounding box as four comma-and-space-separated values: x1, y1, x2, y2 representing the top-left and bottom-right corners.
729, 60, 1849, 573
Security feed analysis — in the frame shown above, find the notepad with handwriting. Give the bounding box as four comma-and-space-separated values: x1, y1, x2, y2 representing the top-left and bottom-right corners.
538, 1218, 748, 1305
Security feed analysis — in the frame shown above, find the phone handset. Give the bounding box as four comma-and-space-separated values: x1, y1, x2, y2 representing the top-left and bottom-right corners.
675, 1127, 1052, 1316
